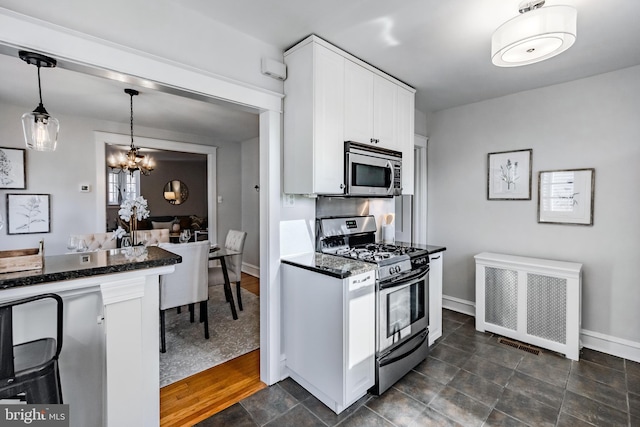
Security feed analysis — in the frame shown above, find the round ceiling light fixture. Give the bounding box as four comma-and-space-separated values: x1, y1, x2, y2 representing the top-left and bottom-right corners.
491, 0, 577, 67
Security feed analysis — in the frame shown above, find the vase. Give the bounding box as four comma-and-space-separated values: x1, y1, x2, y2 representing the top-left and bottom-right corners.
130, 206, 138, 246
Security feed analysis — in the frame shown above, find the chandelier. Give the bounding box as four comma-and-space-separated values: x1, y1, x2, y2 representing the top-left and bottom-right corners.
491, 0, 577, 67
107, 89, 154, 175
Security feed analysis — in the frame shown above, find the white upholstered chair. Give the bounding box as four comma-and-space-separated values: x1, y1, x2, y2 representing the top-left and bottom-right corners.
158, 240, 210, 353
134, 229, 170, 245
208, 230, 247, 310
70, 233, 117, 251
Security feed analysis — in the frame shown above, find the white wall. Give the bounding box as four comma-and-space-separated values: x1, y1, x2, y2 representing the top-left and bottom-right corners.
0, 102, 243, 255
427, 65, 640, 348
241, 137, 260, 269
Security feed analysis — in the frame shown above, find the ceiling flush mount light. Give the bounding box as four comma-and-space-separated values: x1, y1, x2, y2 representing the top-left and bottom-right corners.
491, 0, 577, 67
19, 51, 59, 151
107, 89, 154, 176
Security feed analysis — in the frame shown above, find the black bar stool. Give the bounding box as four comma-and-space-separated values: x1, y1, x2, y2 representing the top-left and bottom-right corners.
0, 293, 64, 403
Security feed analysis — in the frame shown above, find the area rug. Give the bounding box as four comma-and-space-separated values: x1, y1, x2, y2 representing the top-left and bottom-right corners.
159, 284, 259, 387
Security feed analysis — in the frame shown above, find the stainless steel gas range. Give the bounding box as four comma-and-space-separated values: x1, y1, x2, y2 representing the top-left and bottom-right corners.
316, 215, 430, 395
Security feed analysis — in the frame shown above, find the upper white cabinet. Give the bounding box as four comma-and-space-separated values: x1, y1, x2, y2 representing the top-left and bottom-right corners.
397, 86, 415, 195
284, 35, 415, 195
284, 41, 345, 195
344, 62, 397, 150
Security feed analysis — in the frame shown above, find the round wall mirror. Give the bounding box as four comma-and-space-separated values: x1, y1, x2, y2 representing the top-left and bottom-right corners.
163, 180, 189, 205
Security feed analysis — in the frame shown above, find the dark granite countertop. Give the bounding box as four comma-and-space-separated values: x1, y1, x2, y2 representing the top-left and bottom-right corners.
0, 246, 181, 290
281, 252, 377, 279
395, 242, 447, 255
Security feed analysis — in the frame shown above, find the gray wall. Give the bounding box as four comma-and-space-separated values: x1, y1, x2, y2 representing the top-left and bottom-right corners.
0, 102, 244, 255
141, 158, 208, 219
241, 137, 260, 268
427, 65, 640, 344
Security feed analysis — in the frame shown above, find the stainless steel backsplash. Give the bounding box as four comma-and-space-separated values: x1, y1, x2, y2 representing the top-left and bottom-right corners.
316, 197, 369, 218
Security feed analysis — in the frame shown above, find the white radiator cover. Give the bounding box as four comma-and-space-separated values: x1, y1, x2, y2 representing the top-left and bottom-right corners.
475, 252, 583, 360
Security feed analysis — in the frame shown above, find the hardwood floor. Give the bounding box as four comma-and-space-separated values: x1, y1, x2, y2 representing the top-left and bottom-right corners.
160, 273, 264, 427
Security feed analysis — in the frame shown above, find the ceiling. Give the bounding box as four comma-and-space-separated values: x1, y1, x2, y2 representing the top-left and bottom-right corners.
180, 0, 640, 113
1, 0, 640, 141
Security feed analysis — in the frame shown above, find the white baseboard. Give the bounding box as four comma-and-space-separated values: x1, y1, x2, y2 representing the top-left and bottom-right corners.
442, 294, 475, 317
441, 294, 640, 362
242, 262, 259, 278
580, 329, 640, 363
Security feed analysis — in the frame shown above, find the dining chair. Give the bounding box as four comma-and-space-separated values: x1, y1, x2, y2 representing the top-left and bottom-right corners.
208, 230, 247, 310
158, 240, 210, 353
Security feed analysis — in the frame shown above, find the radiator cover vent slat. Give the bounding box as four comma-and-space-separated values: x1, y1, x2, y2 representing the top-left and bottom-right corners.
527, 273, 567, 344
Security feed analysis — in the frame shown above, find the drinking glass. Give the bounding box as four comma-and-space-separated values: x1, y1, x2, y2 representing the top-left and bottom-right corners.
182, 229, 191, 242
76, 239, 88, 252
140, 231, 150, 246
121, 236, 132, 248
178, 230, 188, 244
67, 236, 78, 251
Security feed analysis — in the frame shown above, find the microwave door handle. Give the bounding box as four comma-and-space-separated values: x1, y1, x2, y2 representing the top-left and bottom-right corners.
386, 160, 394, 194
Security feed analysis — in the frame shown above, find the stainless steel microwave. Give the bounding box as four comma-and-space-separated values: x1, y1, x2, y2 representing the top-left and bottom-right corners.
345, 141, 402, 196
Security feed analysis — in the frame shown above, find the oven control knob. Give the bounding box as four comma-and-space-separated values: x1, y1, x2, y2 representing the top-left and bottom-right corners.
395, 266, 401, 273
388, 267, 394, 275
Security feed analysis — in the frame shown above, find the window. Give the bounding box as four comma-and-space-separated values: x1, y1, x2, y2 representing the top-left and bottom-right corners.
107, 170, 140, 205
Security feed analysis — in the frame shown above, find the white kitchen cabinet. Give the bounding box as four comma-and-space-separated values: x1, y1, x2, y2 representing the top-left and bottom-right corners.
344, 61, 397, 150
283, 40, 345, 195
284, 35, 415, 196
282, 265, 376, 414
428, 252, 444, 346
397, 86, 415, 195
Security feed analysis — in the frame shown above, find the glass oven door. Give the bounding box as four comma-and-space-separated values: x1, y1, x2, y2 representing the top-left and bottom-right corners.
378, 268, 429, 353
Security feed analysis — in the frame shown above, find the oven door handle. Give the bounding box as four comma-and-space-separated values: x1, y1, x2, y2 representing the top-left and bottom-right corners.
379, 329, 428, 367
379, 266, 429, 290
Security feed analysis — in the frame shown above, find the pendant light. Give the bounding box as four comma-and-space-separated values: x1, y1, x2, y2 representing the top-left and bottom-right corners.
19, 51, 59, 151
491, 0, 577, 67
107, 89, 154, 176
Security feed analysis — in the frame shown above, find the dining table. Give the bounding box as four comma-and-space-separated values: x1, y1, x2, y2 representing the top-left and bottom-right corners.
209, 246, 240, 320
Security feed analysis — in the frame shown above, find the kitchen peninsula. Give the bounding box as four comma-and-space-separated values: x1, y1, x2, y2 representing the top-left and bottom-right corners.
0, 246, 180, 427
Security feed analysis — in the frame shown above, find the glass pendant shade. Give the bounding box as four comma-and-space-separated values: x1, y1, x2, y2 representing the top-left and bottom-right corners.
21, 105, 59, 151
491, 5, 577, 67
19, 51, 59, 151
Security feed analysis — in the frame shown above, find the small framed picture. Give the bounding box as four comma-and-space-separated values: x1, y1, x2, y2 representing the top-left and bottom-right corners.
6, 194, 51, 234
538, 169, 595, 225
487, 149, 532, 200
0, 147, 27, 189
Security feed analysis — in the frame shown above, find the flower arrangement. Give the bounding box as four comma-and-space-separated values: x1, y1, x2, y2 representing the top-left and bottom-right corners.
112, 196, 150, 244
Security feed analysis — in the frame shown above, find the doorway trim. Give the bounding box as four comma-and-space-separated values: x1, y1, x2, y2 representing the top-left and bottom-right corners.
94, 132, 218, 244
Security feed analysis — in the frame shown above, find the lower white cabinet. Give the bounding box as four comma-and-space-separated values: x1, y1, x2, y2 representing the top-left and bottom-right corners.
282, 265, 375, 414
475, 252, 582, 360
428, 252, 444, 346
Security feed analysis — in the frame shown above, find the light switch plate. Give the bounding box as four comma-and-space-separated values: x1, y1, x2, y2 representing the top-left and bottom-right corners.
80, 184, 91, 192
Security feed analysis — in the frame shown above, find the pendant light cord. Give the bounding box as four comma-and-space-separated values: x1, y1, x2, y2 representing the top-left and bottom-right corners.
130, 92, 135, 149
37, 63, 44, 107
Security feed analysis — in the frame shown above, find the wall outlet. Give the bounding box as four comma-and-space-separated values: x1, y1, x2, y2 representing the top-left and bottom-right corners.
283, 194, 295, 207
80, 184, 91, 193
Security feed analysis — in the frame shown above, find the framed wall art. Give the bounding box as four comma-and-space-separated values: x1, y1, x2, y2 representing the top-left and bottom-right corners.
6, 194, 51, 234
487, 149, 532, 200
538, 168, 595, 225
0, 147, 26, 189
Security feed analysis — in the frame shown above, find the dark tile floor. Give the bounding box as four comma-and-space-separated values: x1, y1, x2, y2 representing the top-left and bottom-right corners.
197, 309, 640, 426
